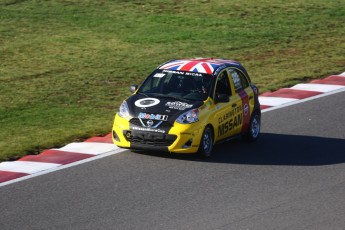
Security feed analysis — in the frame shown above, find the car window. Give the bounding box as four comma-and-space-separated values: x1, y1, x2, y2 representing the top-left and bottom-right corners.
238, 70, 250, 89
140, 72, 165, 93
138, 70, 213, 101
229, 68, 250, 92
215, 70, 231, 96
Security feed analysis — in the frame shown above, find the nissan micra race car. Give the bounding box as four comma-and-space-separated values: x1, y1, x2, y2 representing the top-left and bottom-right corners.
112, 58, 261, 157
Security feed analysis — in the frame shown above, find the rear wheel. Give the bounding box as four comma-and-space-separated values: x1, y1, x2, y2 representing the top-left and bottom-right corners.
198, 126, 214, 158
245, 111, 261, 142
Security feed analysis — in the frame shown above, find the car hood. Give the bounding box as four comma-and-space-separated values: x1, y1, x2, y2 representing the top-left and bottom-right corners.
126, 93, 204, 124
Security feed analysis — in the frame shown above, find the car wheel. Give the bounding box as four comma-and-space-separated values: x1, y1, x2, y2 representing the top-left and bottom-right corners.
198, 126, 213, 158
245, 111, 261, 142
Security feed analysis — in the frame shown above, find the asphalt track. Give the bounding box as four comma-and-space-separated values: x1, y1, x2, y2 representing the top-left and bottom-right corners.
1, 91, 345, 229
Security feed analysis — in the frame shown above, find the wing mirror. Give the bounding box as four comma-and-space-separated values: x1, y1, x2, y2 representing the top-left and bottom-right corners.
130, 84, 138, 93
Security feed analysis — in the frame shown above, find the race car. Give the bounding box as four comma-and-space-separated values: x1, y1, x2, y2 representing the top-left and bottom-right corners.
112, 58, 261, 157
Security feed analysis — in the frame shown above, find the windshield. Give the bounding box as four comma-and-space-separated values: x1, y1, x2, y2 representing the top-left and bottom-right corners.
138, 69, 213, 101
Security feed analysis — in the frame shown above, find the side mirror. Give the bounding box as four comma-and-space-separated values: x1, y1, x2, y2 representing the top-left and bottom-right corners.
215, 93, 229, 103
130, 84, 138, 93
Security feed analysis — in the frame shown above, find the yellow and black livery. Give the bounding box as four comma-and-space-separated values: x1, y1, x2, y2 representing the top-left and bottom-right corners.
112, 58, 260, 157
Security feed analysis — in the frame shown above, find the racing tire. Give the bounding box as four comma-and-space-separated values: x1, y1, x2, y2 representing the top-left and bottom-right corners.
245, 110, 261, 142
197, 126, 214, 158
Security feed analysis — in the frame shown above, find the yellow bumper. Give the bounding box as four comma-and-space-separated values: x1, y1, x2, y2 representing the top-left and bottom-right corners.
112, 114, 205, 154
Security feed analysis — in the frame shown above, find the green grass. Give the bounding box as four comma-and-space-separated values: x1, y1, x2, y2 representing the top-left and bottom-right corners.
0, 0, 344, 161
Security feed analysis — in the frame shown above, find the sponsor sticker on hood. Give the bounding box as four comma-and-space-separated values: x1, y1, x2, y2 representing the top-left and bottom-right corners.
138, 112, 168, 121
134, 98, 160, 108
165, 101, 193, 110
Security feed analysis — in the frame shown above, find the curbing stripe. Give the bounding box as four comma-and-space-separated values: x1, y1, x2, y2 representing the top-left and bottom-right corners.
0, 171, 29, 183
311, 76, 345, 86
85, 135, 113, 143
259, 96, 298, 107
291, 83, 345, 92
326, 75, 345, 80
0, 161, 61, 174
55, 142, 119, 155
260, 88, 322, 99
260, 105, 272, 110
18, 150, 94, 165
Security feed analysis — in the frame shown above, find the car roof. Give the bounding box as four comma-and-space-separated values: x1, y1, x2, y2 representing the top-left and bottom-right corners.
157, 58, 245, 75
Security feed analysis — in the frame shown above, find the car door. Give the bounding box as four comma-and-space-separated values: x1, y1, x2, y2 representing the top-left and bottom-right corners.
213, 69, 242, 141
228, 68, 254, 133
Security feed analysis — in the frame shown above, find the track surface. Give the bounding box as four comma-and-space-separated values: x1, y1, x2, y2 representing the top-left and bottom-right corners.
1, 91, 345, 229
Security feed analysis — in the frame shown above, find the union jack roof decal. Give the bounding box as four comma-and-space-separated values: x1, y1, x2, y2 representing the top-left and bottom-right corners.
159, 58, 239, 75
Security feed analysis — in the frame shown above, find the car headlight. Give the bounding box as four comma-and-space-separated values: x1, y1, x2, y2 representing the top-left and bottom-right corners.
176, 109, 199, 124
118, 101, 131, 119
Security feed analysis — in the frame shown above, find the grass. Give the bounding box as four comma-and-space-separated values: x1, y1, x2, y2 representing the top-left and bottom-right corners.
0, 0, 344, 161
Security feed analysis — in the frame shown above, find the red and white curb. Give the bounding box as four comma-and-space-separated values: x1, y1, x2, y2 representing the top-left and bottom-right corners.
0, 134, 125, 186
259, 73, 345, 110
1, 72, 345, 186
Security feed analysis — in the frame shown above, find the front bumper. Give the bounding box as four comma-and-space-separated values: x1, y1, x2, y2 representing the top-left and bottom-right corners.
112, 114, 204, 154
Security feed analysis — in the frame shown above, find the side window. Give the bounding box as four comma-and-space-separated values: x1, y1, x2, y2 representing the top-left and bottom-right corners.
215, 70, 231, 96
239, 71, 250, 89
229, 68, 250, 92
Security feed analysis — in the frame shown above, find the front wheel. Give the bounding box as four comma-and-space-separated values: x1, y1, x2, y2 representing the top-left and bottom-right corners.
197, 126, 214, 158
245, 111, 261, 142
